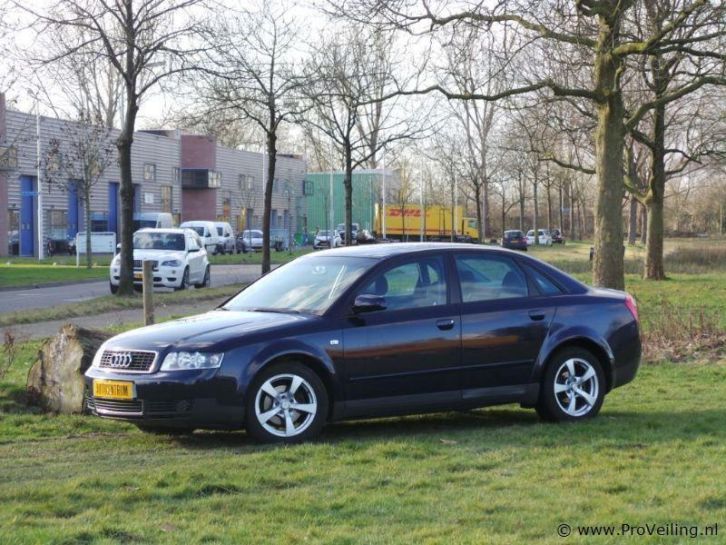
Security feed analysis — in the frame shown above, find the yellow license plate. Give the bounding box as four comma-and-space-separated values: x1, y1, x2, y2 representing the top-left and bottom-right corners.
93, 380, 134, 400
134, 272, 143, 280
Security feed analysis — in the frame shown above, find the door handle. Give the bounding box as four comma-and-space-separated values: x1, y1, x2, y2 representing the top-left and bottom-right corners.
528, 310, 546, 321
436, 319, 455, 331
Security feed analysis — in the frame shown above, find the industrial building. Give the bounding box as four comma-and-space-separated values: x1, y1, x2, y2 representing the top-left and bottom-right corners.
0, 93, 306, 257
302, 169, 399, 238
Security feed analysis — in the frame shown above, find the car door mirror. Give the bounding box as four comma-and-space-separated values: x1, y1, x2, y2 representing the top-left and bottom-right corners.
353, 294, 386, 313
115, 243, 121, 255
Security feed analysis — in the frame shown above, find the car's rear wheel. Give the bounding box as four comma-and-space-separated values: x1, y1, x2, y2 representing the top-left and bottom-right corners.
245, 363, 328, 443
536, 347, 605, 422
194, 265, 211, 288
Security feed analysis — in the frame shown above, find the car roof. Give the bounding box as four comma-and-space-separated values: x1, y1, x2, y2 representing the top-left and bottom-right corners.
180, 220, 215, 225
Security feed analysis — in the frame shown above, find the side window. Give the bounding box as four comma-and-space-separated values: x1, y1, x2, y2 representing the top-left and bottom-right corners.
359, 256, 447, 311
521, 264, 564, 296
456, 254, 528, 302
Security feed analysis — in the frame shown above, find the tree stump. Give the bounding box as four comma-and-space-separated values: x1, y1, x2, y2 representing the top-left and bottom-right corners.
26, 324, 111, 414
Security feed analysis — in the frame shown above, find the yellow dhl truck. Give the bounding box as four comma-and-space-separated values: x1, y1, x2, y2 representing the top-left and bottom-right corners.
374, 204, 479, 242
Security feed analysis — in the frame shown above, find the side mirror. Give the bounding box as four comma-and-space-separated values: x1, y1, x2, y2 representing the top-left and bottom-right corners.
116, 243, 121, 255
353, 294, 386, 313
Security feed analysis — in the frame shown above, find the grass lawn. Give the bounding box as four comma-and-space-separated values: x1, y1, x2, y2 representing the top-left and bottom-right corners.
0, 240, 724, 544
0, 264, 108, 289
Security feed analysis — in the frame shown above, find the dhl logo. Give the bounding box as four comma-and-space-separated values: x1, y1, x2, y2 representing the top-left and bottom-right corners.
388, 209, 422, 217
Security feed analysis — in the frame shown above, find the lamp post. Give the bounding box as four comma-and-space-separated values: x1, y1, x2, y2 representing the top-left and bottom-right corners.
27, 88, 44, 260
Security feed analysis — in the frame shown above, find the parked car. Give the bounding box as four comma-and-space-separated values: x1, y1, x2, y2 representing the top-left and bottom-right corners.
214, 222, 236, 255
501, 230, 528, 251
314, 229, 342, 249
179, 221, 220, 254
237, 229, 263, 253
87, 243, 641, 442
526, 229, 553, 246
551, 228, 565, 244
336, 223, 360, 245
109, 228, 210, 293
132, 212, 174, 231
356, 229, 376, 244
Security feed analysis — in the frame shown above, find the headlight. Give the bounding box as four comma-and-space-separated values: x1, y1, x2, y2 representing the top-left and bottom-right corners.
160, 351, 224, 371
160, 259, 182, 267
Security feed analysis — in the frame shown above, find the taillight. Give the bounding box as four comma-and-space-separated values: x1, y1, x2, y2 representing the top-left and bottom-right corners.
625, 293, 639, 323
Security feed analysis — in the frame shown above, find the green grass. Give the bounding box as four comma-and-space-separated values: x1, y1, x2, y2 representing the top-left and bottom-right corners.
0, 286, 241, 327
0, 349, 724, 544
0, 264, 108, 288
0, 240, 724, 544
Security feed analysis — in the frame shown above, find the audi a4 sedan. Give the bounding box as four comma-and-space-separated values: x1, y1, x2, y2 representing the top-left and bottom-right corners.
86, 243, 641, 443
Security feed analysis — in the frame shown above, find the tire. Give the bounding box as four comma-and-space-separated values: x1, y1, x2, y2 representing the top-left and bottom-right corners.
536, 347, 605, 422
245, 362, 328, 444
194, 265, 211, 288
136, 425, 193, 435
110, 282, 118, 294
175, 267, 189, 291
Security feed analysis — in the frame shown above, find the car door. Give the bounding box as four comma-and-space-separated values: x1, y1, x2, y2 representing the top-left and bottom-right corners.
342, 254, 461, 417
454, 252, 555, 402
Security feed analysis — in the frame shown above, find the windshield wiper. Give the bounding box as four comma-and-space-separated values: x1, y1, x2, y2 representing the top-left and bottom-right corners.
248, 307, 302, 315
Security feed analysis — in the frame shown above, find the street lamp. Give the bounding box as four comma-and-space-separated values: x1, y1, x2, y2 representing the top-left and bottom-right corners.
27, 88, 44, 260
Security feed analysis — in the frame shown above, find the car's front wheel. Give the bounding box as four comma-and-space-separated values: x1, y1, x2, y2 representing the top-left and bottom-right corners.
175, 267, 189, 291
245, 363, 328, 443
536, 347, 605, 422
109, 281, 118, 294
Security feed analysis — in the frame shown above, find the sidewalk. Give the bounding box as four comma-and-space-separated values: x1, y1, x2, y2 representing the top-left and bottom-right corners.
0, 299, 222, 342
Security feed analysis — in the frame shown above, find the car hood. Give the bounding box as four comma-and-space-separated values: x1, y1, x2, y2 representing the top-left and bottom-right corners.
103, 309, 316, 352
132, 249, 187, 261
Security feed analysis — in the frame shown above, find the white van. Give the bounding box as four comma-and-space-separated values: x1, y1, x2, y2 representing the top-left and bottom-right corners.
179, 221, 220, 254
132, 212, 174, 231
214, 221, 236, 254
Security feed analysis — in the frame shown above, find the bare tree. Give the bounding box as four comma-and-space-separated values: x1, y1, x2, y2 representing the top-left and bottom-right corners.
303, 24, 421, 246
44, 112, 115, 268
195, 0, 305, 274
24, 0, 204, 294
337, 0, 725, 289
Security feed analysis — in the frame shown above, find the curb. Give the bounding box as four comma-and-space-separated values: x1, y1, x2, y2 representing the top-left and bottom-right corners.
0, 277, 106, 293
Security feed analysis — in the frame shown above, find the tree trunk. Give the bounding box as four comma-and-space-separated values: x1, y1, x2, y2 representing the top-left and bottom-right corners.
533, 178, 539, 245
640, 203, 647, 244
519, 193, 525, 232
27, 324, 111, 413
116, 102, 137, 296
262, 129, 277, 274
343, 143, 353, 246
628, 196, 638, 246
558, 183, 564, 233
644, 200, 665, 279
546, 183, 553, 231
591, 14, 626, 290
84, 185, 92, 269
474, 184, 483, 243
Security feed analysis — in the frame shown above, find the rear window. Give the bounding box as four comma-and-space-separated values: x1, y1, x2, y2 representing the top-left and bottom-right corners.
521, 263, 564, 296
217, 227, 224, 236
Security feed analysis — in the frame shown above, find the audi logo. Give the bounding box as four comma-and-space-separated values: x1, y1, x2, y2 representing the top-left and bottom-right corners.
108, 352, 133, 368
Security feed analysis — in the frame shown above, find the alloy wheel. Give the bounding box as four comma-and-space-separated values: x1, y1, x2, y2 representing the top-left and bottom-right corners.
553, 358, 599, 417
254, 374, 318, 438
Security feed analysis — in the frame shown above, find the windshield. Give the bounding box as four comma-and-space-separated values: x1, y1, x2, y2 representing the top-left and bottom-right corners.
186, 226, 205, 236
317, 230, 333, 236
242, 230, 262, 238
133, 232, 185, 251
217, 227, 224, 236
223, 256, 373, 314
133, 220, 157, 230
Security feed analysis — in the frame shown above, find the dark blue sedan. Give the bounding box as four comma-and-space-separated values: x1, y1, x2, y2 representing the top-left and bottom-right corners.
85, 243, 641, 443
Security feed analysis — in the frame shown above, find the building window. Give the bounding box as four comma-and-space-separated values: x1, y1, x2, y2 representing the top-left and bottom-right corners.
172, 167, 181, 185
209, 171, 222, 188
222, 196, 231, 220
303, 180, 314, 195
49, 209, 68, 240
143, 163, 156, 182
91, 212, 109, 232
161, 185, 173, 213
8, 208, 19, 255
239, 174, 255, 191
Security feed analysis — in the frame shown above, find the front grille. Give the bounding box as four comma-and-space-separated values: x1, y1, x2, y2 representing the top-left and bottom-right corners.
146, 400, 194, 416
99, 350, 157, 373
133, 260, 158, 270
91, 398, 144, 417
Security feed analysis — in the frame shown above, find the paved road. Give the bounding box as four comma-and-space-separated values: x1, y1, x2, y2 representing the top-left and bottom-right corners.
0, 264, 264, 314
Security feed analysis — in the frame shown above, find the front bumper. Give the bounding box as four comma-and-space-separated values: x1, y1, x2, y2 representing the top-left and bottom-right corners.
110, 266, 184, 289
84, 369, 245, 429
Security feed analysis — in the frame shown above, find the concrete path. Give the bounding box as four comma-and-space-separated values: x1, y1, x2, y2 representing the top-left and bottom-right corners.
0, 299, 226, 342
0, 264, 263, 313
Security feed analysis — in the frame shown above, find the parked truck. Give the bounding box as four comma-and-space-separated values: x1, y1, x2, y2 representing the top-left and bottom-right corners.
374, 204, 479, 242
